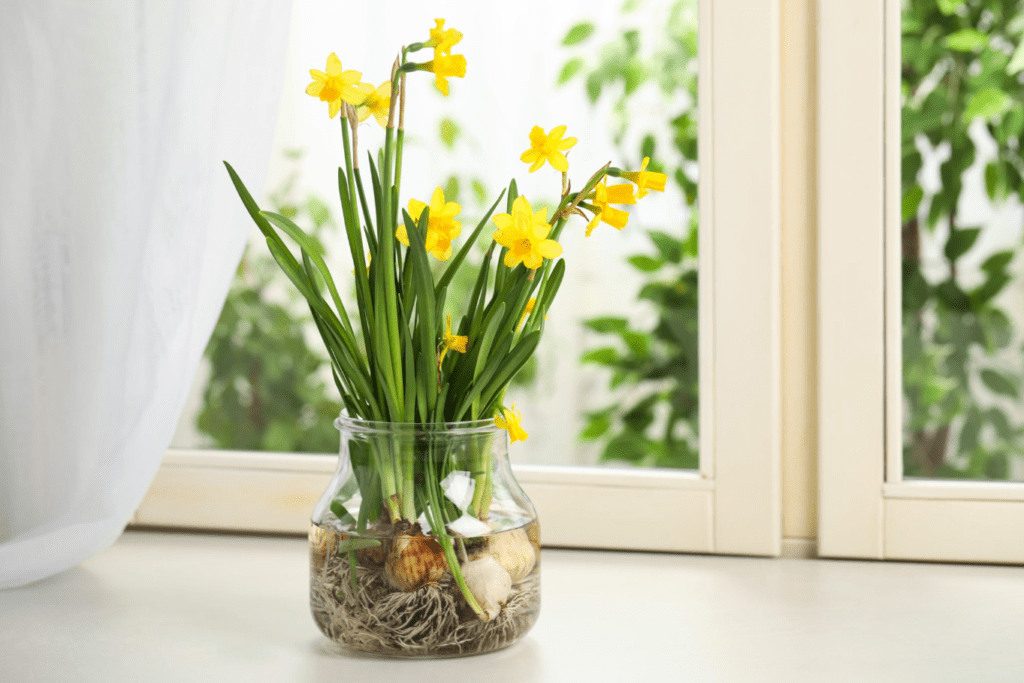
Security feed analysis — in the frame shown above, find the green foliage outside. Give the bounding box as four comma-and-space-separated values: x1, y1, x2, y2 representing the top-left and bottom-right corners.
198, 152, 341, 453
901, 0, 1024, 478
562, 0, 701, 468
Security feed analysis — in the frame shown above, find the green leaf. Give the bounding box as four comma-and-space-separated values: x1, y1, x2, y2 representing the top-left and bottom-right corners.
628, 255, 665, 272
902, 186, 924, 221
601, 432, 646, 462
336, 538, 383, 553
443, 175, 460, 203
585, 73, 603, 103
943, 228, 980, 262
330, 500, 357, 526
440, 118, 460, 149
585, 316, 629, 334
975, 271, 1011, 305
1007, 40, 1024, 76
558, 58, 585, 85
471, 179, 487, 205
580, 414, 611, 440
621, 0, 642, 12
981, 250, 1014, 274
937, 0, 965, 14
582, 347, 619, 365
944, 29, 986, 52
621, 330, 650, 358
962, 88, 1011, 123
563, 22, 596, 45
985, 162, 1006, 201
649, 231, 684, 263
980, 369, 1018, 398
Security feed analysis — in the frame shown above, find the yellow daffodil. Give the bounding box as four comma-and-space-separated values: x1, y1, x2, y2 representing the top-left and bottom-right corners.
306, 53, 368, 119
492, 196, 563, 269
354, 81, 392, 128
520, 125, 577, 173
620, 157, 668, 199
585, 179, 636, 236
422, 54, 466, 96
425, 18, 463, 56
395, 187, 463, 261
495, 403, 528, 443
438, 313, 469, 367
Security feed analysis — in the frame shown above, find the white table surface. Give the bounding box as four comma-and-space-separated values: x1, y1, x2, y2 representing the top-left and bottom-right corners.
1, 531, 1022, 682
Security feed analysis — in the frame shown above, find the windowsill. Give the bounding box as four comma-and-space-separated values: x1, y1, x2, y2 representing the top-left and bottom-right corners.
2, 532, 1021, 680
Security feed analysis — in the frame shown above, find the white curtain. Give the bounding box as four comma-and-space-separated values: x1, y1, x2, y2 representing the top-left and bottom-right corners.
0, 0, 291, 589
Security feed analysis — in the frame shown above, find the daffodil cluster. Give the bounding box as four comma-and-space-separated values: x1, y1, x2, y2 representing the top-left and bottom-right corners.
226, 19, 669, 617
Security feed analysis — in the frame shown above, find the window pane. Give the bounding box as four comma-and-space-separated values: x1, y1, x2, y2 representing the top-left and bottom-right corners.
901, 0, 1024, 481
171, 0, 699, 470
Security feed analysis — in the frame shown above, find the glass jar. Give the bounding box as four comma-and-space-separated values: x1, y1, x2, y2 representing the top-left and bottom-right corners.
309, 414, 541, 657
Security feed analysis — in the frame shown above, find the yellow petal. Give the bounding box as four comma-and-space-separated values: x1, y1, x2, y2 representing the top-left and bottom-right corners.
586, 213, 600, 236
601, 206, 630, 229
523, 252, 543, 269
547, 125, 567, 142
326, 53, 342, 76
529, 126, 546, 146
341, 69, 362, 85
355, 105, 372, 122
430, 186, 446, 213
549, 151, 569, 172
606, 183, 637, 205
372, 109, 389, 128
435, 72, 450, 96
504, 250, 524, 268
512, 196, 532, 215
492, 213, 513, 231
408, 198, 427, 222
306, 81, 326, 96
536, 240, 562, 259
309, 69, 327, 81
529, 157, 545, 172
556, 136, 577, 151
520, 149, 540, 163
328, 99, 342, 118
395, 224, 410, 246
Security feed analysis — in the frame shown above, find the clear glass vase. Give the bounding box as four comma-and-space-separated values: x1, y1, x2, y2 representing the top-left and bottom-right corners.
309, 414, 540, 657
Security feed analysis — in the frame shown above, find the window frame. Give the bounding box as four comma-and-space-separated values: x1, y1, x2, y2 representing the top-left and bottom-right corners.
817, 0, 1024, 564
139, 0, 783, 556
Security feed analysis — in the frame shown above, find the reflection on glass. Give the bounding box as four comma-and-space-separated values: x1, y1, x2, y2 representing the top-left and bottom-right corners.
901, 0, 1024, 480
171, 0, 699, 469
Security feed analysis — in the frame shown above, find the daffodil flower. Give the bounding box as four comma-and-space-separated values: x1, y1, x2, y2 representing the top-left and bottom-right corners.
306, 53, 368, 119
438, 313, 469, 367
395, 187, 463, 261
584, 179, 636, 236
620, 157, 668, 199
492, 196, 563, 269
420, 53, 467, 96
495, 403, 528, 444
520, 125, 577, 173
425, 18, 463, 56
354, 81, 392, 128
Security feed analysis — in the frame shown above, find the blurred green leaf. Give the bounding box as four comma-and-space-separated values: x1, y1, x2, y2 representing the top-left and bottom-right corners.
943, 228, 980, 262
962, 88, 1011, 123
440, 118, 460, 149
563, 22, 596, 45
585, 316, 629, 333
902, 186, 924, 221
628, 255, 665, 272
559, 58, 586, 84
582, 347, 619, 365
980, 369, 1018, 398
944, 29, 986, 51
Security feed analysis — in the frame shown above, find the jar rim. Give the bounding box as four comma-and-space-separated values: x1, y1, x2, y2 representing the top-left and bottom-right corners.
334, 411, 500, 436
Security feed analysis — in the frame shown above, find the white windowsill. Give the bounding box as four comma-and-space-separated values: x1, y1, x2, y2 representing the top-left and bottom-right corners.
2, 531, 1021, 681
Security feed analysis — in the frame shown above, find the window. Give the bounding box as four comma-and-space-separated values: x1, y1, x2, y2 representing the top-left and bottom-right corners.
818, 0, 1024, 563
142, 0, 782, 555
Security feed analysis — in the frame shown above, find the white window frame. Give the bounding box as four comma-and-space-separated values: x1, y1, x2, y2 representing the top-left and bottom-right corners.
136, 0, 782, 556
818, 0, 1024, 564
